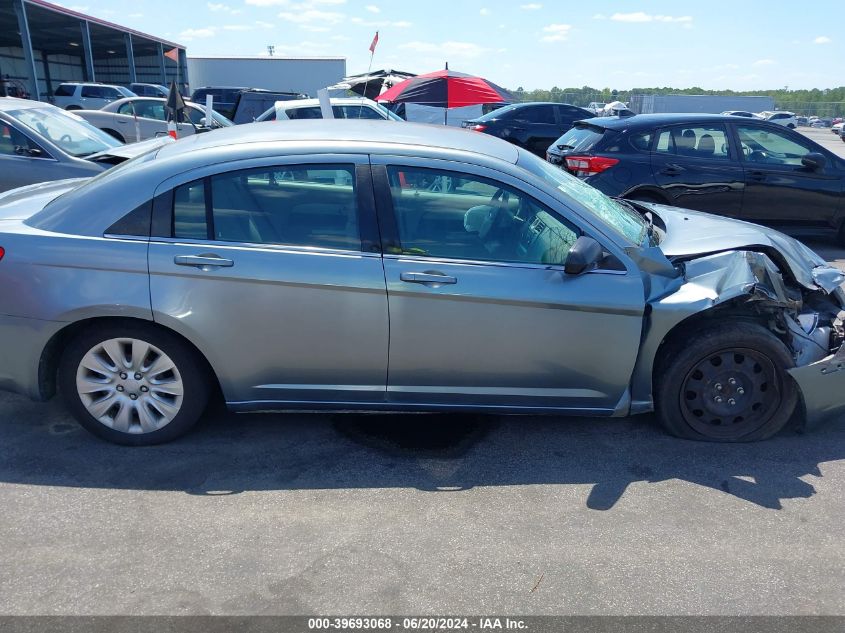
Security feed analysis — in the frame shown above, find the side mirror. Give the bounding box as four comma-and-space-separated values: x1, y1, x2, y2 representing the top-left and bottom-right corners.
564, 235, 603, 275
802, 152, 826, 170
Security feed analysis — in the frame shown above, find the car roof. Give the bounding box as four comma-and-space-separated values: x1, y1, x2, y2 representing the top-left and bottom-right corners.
0, 97, 57, 112
282, 98, 378, 108
577, 113, 776, 130
156, 119, 520, 164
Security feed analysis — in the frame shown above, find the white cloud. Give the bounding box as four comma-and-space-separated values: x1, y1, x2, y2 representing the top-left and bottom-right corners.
814, 35, 831, 44
480, 7, 490, 15
278, 8, 345, 25
541, 23, 571, 43
350, 16, 411, 27
365, 4, 380, 12
207, 2, 242, 13
179, 27, 216, 40
222, 24, 252, 31
255, 20, 274, 28
247, 0, 345, 6
610, 12, 693, 24
520, 3, 542, 9
752, 58, 775, 66
400, 40, 489, 59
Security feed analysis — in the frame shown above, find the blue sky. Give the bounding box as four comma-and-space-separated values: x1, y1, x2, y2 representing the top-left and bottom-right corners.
55, 0, 842, 91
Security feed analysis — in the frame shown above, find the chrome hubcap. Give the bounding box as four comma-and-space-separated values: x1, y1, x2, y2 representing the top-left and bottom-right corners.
75, 338, 184, 434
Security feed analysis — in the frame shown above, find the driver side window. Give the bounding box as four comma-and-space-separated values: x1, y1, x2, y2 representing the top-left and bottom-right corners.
737, 125, 812, 166
385, 166, 579, 265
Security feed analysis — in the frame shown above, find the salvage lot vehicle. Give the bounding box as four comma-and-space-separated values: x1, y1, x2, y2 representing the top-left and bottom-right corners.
546, 114, 845, 242
0, 97, 172, 193
463, 102, 595, 157
255, 97, 403, 122
53, 82, 136, 110
0, 121, 843, 446
76, 97, 233, 143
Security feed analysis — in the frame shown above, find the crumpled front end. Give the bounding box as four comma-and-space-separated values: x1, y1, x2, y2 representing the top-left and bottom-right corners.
630, 243, 845, 430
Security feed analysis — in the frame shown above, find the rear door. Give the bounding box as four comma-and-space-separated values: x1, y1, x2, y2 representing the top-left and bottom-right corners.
148, 155, 389, 406
732, 123, 844, 230
650, 123, 745, 216
509, 105, 561, 156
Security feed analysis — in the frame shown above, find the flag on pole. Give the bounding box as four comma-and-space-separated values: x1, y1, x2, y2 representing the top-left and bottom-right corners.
164, 47, 180, 62
369, 31, 379, 54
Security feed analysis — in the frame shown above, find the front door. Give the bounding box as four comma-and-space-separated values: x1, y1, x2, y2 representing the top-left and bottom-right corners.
372, 159, 646, 413
650, 123, 745, 217
148, 157, 389, 405
0, 122, 61, 191
733, 123, 844, 230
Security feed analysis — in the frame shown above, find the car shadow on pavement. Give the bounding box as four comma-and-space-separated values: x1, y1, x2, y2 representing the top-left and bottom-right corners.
0, 392, 842, 511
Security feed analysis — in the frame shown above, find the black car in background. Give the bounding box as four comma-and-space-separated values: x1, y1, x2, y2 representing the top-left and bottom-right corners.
463, 102, 594, 157
547, 113, 845, 242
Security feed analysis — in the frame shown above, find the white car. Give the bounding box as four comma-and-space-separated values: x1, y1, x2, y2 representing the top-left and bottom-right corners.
586, 102, 606, 115
255, 97, 404, 122
75, 97, 233, 143
831, 121, 844, 135
53, 83, 136, 110
759, 111, 797, 129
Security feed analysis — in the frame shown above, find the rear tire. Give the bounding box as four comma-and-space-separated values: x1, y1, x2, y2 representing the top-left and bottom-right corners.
59, 323, 210, 445
655, 322, 798, 442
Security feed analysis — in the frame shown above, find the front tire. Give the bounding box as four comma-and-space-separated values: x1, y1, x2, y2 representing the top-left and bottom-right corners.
59, 324, 210, 445
655, 322, 798, 442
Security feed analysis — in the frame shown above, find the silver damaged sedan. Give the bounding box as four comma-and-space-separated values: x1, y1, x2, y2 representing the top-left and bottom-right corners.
0, 121, 844, 445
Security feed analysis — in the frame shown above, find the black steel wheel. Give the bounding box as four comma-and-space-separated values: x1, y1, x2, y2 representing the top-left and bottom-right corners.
655, 322, 798, 442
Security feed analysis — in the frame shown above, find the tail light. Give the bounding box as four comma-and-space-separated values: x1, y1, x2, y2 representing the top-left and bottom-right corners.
0, 247, 5, 261
564, 155, 619, 176
468, 124, 487, 132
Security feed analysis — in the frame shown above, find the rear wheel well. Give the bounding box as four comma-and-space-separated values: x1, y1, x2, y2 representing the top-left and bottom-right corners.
38, 317, 221, 402
101, 128, 125, 142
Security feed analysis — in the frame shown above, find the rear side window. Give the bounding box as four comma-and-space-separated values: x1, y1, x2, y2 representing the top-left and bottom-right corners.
286, 107, 322, 120
54, 84, 74, 97
172, 165, 361, 251
513, 105, 555, 124
655, 125, 731, 160
630, 131, 652, 152
554, 125, 605, 153
336, 105, 383, 120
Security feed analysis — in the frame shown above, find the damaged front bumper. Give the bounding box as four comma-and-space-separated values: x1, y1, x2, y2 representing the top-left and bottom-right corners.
789, 342, 845, 429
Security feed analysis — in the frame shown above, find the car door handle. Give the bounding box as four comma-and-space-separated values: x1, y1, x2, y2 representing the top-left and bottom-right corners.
660, 164, 685, 176
174, 254, 234, 268
400, 272, 457, 285
748, 171, 766, 182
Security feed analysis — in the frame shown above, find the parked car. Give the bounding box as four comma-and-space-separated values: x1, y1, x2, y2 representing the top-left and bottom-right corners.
840, 126, 845, 143
190, 86, 248, 120
463, 102, 595, 157
760, 111, 798, 129
721, 111, 758, 118
796, 116, 809, 127
831, 121, 844, 135
0, 97, 172, 193
546, 113, 845, 241
0, 120, 843, 445
53, 82, 136, 110
256, 97, 404, 122
129, 83, 169, 98
586, 102, 606, 115
75, 97, 233, 143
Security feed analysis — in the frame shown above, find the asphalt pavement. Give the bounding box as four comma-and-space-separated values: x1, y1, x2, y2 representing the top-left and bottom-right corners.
0, 126, 844, 616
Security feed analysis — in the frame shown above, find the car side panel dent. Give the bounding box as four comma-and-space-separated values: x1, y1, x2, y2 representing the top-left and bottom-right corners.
788, 345, 845, 428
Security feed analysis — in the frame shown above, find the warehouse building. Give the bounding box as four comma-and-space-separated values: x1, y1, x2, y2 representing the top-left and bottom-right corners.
0, 0, 187, 101
187, 56, 346, 98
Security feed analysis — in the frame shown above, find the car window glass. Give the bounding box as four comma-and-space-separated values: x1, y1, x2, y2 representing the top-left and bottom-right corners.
655, 125, 730, 160
514, 105, 555, 124
102, 88, 118, 99
737, 125, 812, 166
286, 107, 322, 120
630, 131, 652, 152
385, 166, 579, 265
337, 105, 384, 120
0, 123, 43, 157
173, 180, 208, 240
199, 165, 361, 250
555, 125, 605, 152
81, 86, 101, 98
54, 84, 74, 97
8, 106, 120, 156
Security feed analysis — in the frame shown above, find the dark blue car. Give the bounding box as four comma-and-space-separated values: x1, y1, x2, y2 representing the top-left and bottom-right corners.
546, 113, 845, 242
